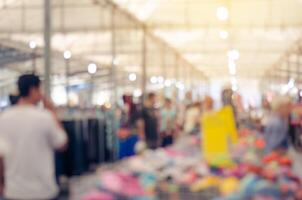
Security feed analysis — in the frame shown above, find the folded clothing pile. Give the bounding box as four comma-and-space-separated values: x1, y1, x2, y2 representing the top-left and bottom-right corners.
82, 132, 302, 200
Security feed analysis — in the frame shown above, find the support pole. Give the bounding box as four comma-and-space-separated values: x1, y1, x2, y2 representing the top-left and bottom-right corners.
111, 6, 117, 105
65, 59, 70, 106
110, 5, 118, 162
89, 75, 95, 107
185, 63, 189, 89
175, 55, 179, 81
273, 66, 278, 85
190, 65, 194, 91
287, 57, 291, 82
44, 0, 51, 97
161, 46, 167, 96
141, 28, 147, 101
161, 46, 167, 81
297, 50, 301, 85
32, 49, 37, 73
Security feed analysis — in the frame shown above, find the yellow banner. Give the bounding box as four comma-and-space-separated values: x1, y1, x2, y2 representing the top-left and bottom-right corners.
202, 106, 238, 167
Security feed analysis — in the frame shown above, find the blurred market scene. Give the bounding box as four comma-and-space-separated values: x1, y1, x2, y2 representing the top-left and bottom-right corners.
1, 0, 302, 200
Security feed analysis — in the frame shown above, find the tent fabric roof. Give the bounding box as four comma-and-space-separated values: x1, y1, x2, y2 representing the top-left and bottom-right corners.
0, 0, 207, 86
113, 0, 302, 78
0, 0, 301, 80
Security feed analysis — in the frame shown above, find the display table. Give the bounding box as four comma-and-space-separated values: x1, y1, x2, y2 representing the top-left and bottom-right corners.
72, 133, 302, 200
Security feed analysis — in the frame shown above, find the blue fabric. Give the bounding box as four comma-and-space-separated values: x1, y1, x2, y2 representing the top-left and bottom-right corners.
119, 135, 139, 159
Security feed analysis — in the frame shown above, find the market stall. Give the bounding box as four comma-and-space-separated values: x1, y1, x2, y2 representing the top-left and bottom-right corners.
70, 106, 302, 200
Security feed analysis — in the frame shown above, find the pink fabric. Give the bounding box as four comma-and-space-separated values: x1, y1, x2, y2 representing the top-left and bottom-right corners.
83, 191, 114, 200
164, 148, 184, 157
118, 173, 145, 196
101, 172, 123, 192
100, 172, 145, 197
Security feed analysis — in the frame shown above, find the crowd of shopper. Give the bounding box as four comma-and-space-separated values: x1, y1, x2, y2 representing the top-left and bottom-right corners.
118, 91, 217, 153
118, 86, 302, 162
0, 73, 301, 199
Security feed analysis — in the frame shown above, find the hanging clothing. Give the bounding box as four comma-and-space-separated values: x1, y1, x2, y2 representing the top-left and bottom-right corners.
56, 118, 108, 178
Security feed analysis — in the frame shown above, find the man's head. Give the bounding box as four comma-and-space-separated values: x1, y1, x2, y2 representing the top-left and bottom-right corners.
203, 96, 214, 111
147, 92, 156, 107
271, 95, 292, 119
222, 88, 233, 106
18, 74, 42, 105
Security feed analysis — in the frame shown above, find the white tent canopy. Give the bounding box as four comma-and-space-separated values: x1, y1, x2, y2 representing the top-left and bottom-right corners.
0, 0, 206, 80
1, 0, 300, 78
0, 0, 301, 105
114, 0, 302, 78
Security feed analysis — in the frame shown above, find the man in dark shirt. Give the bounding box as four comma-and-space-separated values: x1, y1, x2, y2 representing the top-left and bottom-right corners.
137, 93, 159, 149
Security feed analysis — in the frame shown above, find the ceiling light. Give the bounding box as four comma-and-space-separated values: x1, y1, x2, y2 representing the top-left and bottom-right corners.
219, 30, 229, 39
150, 76, 157, 84
129, 73, 137, 82
164, 79, 172, 87
113, 58, 119, 65
29, 41, 37, 49
228, 49, 240, 60
176, 82, 185, 90
63, 50, 72, 60
216, 6, 229, 21
157, 76, 164, 84
232, 85, 238, 92
87, 63, 97, 74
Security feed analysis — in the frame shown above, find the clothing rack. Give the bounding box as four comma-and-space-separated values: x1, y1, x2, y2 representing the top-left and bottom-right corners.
55, 107, 118, 178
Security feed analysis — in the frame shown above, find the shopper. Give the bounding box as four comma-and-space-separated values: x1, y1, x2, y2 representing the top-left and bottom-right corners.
261, 97, 272, 128
160, 98, 176, 147
137, 93, 159, 149
264, 95, 292, 154
184, 102, 201, 135
221, 85, 238, 118
0, 135, 9, 197
0, 74, 68, 200
221, 85, 234, 106
118, 95, 140, 158
120, 94, 138, 129
202, 96, 214, 113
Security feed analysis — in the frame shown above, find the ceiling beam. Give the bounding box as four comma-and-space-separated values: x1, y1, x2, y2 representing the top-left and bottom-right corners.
149, 23, 302, 30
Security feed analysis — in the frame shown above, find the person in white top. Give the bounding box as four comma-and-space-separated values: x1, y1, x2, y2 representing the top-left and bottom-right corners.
0, 74, 68, 200
0, 136, 9, 196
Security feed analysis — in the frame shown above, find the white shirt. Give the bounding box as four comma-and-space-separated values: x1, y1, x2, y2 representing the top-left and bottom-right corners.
0, 137, 9, 157
0, 105, 67, 200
